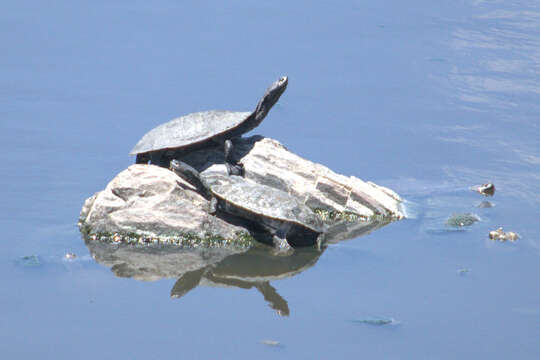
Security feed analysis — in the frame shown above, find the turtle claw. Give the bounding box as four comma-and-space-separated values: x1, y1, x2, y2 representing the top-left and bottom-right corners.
226, 162, 245, 177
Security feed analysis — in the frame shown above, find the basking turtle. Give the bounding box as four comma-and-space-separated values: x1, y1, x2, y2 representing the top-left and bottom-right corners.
130, 76, 288, 175
169, 160, 324, 252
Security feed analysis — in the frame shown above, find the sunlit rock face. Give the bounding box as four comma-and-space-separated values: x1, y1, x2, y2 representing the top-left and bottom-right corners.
79, 136, 404, 247
79, 164, 251, 245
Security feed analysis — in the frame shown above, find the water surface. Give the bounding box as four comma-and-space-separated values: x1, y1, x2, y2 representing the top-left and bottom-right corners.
1, 1, 539, 359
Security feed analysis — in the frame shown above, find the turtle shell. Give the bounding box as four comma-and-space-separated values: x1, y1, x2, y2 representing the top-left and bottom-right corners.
130, 110, 252, 155
206, 174, 323, 233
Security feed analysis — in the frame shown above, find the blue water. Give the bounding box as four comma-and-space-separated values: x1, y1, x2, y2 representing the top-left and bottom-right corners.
2, 1, 539, 358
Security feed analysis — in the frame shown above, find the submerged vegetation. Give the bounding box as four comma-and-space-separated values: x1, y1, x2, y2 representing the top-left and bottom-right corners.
351, 317, 400, 326
445, 213, 480, 228
15, 255, 42, 268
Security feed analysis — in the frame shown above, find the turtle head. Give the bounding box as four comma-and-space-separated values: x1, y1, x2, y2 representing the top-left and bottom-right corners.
254, 76, 288, 121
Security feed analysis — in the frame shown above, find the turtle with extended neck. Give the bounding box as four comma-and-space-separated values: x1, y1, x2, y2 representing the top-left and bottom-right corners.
130, 76, 288, 175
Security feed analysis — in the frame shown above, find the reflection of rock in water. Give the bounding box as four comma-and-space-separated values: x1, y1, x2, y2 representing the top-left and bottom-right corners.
476, 200, 494, 208
83, 218, 384, 315
322, 218, 391, 244
85, 236, 321, 315
85, 237, 245, 281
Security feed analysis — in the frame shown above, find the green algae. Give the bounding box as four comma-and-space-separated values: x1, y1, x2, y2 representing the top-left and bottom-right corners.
79, 224, 256, 249
313, 208, 366, 223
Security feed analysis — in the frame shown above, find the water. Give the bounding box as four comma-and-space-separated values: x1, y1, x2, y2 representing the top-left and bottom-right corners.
2, 0, 539, 358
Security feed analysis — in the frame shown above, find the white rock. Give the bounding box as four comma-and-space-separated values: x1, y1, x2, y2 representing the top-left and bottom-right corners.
79, 164, 250, 243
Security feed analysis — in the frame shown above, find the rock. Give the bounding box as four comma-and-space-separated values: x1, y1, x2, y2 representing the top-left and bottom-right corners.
79, 136, 404, 247
79, 164, 253, 247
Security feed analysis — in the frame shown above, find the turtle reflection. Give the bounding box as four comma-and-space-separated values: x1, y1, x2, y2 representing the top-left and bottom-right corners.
83, 218, 388, 315
171, 248, 322, 316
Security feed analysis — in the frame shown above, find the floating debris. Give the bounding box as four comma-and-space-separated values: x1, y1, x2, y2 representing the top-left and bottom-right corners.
16, 255, 41, 267
446, 213, 480, 228
489, 227, 519, 242
472, 183, 495, 197
261, 339, 282, 347
352, 317, 400, 326
64, 252, 77, 260
457, 268, 471, 276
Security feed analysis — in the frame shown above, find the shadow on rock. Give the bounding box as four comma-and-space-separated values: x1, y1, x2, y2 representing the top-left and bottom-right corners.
172, 135, 261, 174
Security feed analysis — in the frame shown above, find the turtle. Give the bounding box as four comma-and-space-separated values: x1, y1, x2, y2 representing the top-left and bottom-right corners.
169, 159, 324, 253
130, 76, 288, 175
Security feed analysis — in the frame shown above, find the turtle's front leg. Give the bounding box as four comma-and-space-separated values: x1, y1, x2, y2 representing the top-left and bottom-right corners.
224, 139, 245, 176
169, 159, 213, 200
208, 197, 218, 215
150, 151, 173, 168
136, 153, 150, 164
